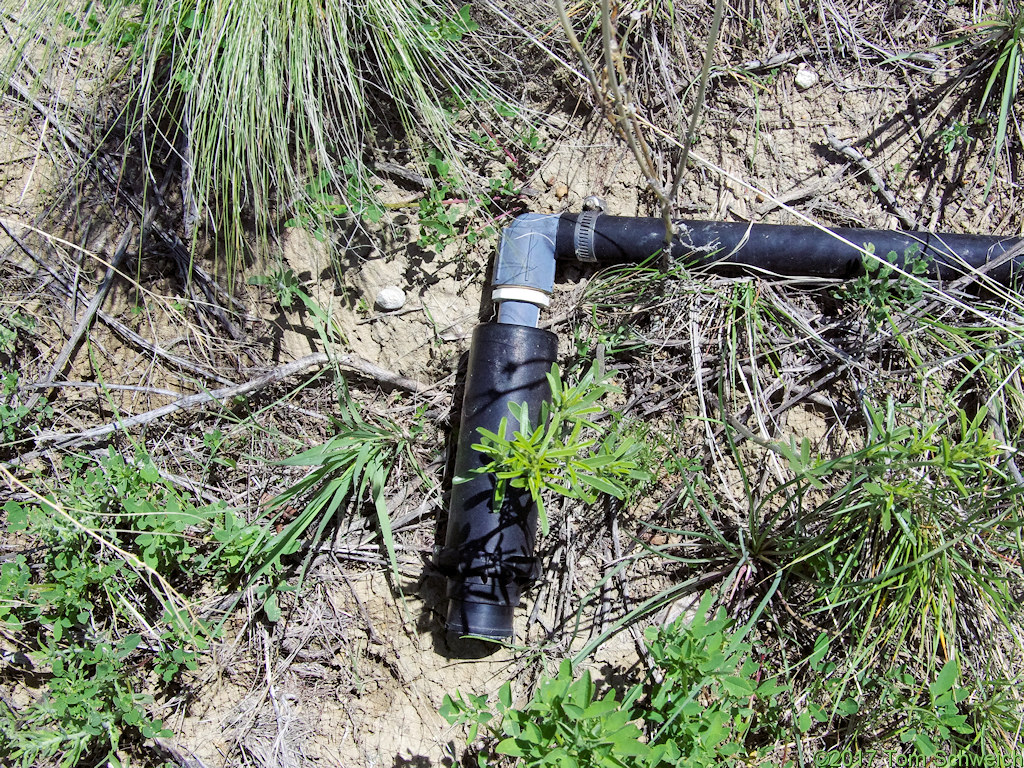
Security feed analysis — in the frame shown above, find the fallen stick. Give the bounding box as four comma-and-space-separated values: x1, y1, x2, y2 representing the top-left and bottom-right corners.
3, 218, 238, 386
14, 353, 433, 462
23, 226, 133, 413
825, 128, 916, 230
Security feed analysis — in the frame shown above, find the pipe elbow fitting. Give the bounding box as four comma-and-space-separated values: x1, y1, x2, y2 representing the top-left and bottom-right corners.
492, 213, 561, 326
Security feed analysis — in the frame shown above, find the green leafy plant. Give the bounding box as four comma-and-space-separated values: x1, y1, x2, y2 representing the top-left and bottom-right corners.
940, 121, 971, 154
805, 635, 981, 761
771, 399, 1021, 675
285, 160, 386, 240
936, 3, 1024, 193
202, 428, 238, 471
464, 363, 652, 536
251, 388, 422, 617
247, 267, 303, 310
835, 244, 932, 331
1, 371, 54, 452
0, 306, 46, 444
640, 593, 790, 767
414, 122, 545, 249
444, 659, 648, 768
0, 310, 34, 357
444, 593, 1001, 767
442, 593, 792, 767
895, 659, 974, 757
0, 634, 172, 768
0, 447, 258, 767
247, 265, 347, 351
418, 185, 463, 248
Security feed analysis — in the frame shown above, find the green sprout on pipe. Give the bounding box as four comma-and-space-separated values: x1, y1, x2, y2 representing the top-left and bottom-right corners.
464, 363, 651, 537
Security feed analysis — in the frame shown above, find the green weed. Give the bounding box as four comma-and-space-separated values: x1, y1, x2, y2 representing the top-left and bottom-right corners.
940, 121, 971, 154
443, 594, 790, 767
834, 244, 932, 332
1, 371, 54, 455
0, 311, 34, 357
463, 362, 652, 537
771, 399, 1022, 670
444, 593, 1004, 766
0, 447, 264, 767
415, 128, 544, 250
247, 264, 347, 351
252, 388, 423, 616
937, 2, 1024, 193
445, 659, 648, 767
0, 634, 171, 768
247, 267, 303, 310
285, 160, 386, 241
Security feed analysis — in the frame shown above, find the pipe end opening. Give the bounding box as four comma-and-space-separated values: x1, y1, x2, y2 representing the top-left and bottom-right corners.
446, 598, 515, 642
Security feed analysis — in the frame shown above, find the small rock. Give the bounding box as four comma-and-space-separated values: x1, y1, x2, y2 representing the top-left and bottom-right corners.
554, 183, 569, 199
794, 65, 819, 90
375, 285, 406, 311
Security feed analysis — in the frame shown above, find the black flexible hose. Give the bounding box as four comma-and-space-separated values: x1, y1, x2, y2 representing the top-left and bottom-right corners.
556, 215, 1023, 283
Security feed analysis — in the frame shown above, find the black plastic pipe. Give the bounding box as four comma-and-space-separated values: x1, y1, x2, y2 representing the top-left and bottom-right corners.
439, 211, 1022, 646
437, 322, 558, 640
555, 215, 1024, 283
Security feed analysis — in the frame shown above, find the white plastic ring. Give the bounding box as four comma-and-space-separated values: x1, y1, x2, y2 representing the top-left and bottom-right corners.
492, 286, 551, 307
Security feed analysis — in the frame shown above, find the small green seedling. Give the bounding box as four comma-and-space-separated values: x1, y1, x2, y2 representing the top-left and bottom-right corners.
835, 244, 931, 331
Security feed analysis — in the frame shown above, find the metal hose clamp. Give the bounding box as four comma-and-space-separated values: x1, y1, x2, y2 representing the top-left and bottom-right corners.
574, 210, 600, 263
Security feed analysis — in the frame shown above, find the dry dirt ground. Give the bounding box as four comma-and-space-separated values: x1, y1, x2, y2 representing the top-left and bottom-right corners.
2, 4, 1022, 767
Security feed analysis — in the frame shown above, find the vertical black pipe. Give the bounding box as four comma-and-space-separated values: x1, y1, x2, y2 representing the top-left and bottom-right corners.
438, 322, 558, 640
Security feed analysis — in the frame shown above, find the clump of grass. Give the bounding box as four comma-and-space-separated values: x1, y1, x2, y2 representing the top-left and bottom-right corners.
937, 2, 1024, 194
1, 0, 520, 269
551, 241, 1024, 755
775, 399, 1023, 670
252, 384, 424, 614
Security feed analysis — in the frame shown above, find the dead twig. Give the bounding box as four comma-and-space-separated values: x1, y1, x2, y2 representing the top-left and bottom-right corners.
15, 353, 433, 462
606, 496, 651, 670
825, 128, 917, 229
339, 570, 384, 646
3, 218, 236, 386
150, 738, 214, 768
23, 226, 133, 413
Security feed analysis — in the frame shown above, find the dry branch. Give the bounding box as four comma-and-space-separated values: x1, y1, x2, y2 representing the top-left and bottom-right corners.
2, 218, 236, 386
23, 225, 133, 413
14, 353, 433, 462
825, 128, 917, 229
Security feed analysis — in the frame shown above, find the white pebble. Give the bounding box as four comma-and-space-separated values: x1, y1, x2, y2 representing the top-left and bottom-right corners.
794, 65, 819, 90
375, 285, 406, 311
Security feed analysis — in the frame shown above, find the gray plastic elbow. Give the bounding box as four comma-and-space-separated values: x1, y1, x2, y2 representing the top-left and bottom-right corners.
492, 214, 561, 327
